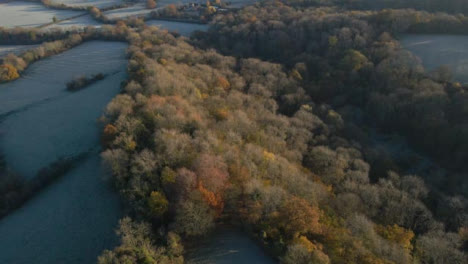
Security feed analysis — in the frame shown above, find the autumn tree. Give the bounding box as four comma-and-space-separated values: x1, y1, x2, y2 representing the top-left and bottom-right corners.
192, 154, 229, 214
174, 192, 215, 236
375, 224, 414, 251
3, 54, 26, 71
101, 124, 118, 147
277, 196, 322, 237
147, 191, 169, 218
147, 0, 157, 9
0, 64, 19, 82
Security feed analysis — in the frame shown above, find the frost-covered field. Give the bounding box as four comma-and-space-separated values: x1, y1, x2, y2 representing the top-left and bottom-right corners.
50, 0, 124, 8
226, 0, 259, 8
0, 155, 121, 264
186, 227, 274, 264
401, 34, 468, 83
0, 1, 82, 28
156, 0, 193, 7
154, 0, 257, 9
146, 20, 208, 36
41, 14, 101, 31
0, 41, 126, 264
102, 3, 152, 19
0, 41, 127, 179
0, 45, 38, 57
0, 41, 125, 116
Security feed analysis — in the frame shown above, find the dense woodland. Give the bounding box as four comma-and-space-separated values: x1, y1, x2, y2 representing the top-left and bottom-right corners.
97, 12, 466, 264
0, 0, 467, 263
345, 0, 468, 15
200, 0, 468, 210
286, 0, 468, 14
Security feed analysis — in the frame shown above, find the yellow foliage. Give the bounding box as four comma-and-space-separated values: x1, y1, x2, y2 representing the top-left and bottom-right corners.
0, 64, 19, 82
147, 191, 169, 217
142, 40, 153, 50
126, 139, 137, 152
328, 36, 338, 47
293, 236, 318, 252
161, 167, 176, 186
301, 104, 312, 111
375, 224, 414, 251
263, 150, 275, 161
342, 49, 368, 71
213, 107, 229, 121
194, 88, 202, 99
289, 69, 303, 81
158, 58, 168, 65
327, 109, 340, 118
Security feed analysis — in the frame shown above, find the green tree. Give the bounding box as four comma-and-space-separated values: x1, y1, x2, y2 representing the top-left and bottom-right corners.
148, 191, 169, 218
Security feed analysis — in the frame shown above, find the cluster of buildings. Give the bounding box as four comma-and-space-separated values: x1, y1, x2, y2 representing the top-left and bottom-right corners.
181, 1, 230, 15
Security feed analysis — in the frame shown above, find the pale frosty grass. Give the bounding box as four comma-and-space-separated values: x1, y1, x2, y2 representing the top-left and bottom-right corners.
0, 1, 82, 28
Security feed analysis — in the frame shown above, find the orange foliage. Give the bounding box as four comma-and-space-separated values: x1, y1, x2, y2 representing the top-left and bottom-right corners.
146, 95, 202, 123
213, 107, 229, 121
198, 181, 224, 215
146, 0, 156, 9
192, 154, 230, 216
193, 154, 229, 193
247, 15, 257, 23
102, 124, 118, 147
216, 76, 230, 90
277, 196, 322, 237
166, 4, 178, 16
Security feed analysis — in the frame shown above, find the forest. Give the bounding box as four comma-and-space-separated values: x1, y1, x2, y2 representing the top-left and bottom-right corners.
96, 4, 467, 263
286, 0, 468, 14
0, 0, 467, 263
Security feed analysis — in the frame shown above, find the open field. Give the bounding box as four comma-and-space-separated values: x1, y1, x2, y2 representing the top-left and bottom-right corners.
401, 34, 468, 83
0, 41, 127, 178
226, 0, 259, 8
0, 155, 121, 264
50, 0, 125, 8
102, 3, 152, 19
0, 44, 38, 57
0, 41, 126, 264
186, 227, 274, 264
0, 1, 83, 28
41, 14, 101, 31
146, 20, 208, 36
